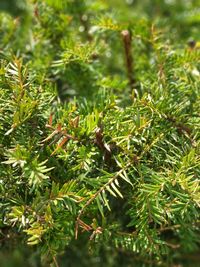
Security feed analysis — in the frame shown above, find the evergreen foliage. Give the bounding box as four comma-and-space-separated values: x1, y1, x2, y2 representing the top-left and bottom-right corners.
0, 0, 200, 266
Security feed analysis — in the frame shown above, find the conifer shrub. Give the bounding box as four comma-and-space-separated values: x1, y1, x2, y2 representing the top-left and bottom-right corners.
0, 0, 200, 266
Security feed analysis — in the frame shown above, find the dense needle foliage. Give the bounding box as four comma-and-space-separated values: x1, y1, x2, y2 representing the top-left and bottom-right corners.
0, 0, 200, 266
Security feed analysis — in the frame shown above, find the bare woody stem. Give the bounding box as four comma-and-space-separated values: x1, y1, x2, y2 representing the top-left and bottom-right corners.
53, 256, 59, 267
121, 30, 135, 89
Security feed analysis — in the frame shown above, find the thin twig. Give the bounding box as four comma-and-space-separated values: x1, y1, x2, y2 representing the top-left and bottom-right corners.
53, 256, 59, 267
121, 29, 135, 89
75, 166, 130, 239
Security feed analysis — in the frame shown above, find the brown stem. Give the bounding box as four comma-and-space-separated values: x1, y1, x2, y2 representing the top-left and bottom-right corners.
121, 30, 135, 89
53, 256, 59, 267
94, 126, 112, 164
166, 116, 192, 136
